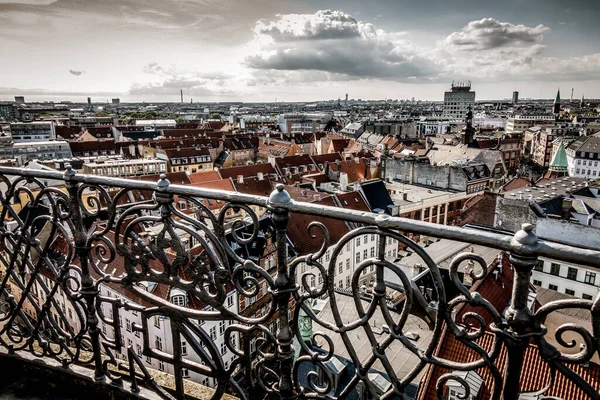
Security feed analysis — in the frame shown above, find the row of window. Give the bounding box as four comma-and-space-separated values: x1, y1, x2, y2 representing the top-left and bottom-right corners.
574, 168, 598, 176
576, 159, 599, 167
533, 280, 594, 300
536, 262, 597, 285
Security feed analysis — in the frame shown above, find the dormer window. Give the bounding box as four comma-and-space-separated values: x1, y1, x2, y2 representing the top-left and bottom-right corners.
171, 294, 186, 306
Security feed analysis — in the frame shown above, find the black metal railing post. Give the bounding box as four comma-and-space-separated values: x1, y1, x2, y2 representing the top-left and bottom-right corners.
64, 166, 104, 381
503, 223, 539, 398
268, 184, 296, 399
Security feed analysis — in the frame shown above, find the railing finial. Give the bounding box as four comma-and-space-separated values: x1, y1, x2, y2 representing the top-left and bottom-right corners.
269, 183, 291, 206
157, 174, 170, 191
63, 164, 76, 180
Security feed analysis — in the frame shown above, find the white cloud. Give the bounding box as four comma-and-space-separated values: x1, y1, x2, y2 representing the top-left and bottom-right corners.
443, 18, 549, 51
246, 11, 599, 87
0, 0, 57, 4
245, 10, 440, 82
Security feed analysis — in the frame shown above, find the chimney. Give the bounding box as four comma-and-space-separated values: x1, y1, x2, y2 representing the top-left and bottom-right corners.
561, 198, 573, 219
257, 172, 264, 181
237, 175, 244, 184
354, 157, 360, 164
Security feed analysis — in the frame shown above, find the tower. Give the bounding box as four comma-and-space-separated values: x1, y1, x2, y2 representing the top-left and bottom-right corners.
180, 89, 183, 103
87, 97, 92, 111
553, 89, 560, 114
512, 91, 519, 104
462, 107, 475, 146
547, 141, 568, 178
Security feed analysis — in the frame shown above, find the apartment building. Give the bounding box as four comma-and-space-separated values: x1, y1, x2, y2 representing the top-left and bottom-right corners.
82, 158, 167, 178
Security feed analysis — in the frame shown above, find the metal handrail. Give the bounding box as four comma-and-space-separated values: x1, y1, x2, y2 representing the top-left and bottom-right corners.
3, 166, 599, 267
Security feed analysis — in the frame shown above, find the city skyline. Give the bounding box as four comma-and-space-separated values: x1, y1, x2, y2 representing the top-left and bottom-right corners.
1, 0, 599, 102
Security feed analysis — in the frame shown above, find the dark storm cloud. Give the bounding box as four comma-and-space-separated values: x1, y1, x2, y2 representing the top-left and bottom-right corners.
444, 18, 549, 51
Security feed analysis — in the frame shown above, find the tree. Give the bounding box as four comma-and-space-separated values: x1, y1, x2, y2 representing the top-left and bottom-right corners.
209, 113, 221, 120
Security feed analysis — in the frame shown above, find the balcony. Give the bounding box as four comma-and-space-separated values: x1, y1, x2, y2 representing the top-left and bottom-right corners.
0, 165, 598, 399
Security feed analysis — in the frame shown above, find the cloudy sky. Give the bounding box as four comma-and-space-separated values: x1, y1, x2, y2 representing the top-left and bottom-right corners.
1, 0, 599, 102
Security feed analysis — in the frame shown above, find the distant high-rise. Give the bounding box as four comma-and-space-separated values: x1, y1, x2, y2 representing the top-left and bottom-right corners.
87, 97, 92, 111
443, 81, 475, 119
512, 91, 519, 104
112, 98, 120, 106
553, 89, 561, 114
345, 93, 348, 106
14, 96, 25, 104
180, 90, 183, 103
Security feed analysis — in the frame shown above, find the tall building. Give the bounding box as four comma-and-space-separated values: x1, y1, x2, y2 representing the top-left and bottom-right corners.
111, 98, 120, 106
553, 89, 561, 114
512, 91, 519, 104
442, 81, 475, 119
14, 96, 25, 104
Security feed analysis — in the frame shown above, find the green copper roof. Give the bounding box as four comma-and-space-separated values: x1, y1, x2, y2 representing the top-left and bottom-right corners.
549, 141, 568, 172
554, 89, 561, 104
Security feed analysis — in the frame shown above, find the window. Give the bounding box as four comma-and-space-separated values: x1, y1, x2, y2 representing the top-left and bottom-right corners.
158, 360, 164, 371
154, 316, 161, 328
370, 247, 375, 257
356, 237, 361, 246
534, 260, 544, 271
172, 295, 185, 306
210, 327, 216, 340
356, 253, 360, 263
182, 368, 189, 378
346, 242, 351, 252
155, 336, 163, 351
549, 284, 558, 291
126, 319, 131, 332
371, 234, 375, 242
346, 259, 350, 270
220, 342, 227, 355
567, 267, 578, 280
565, 289, 575, 296
583, 294, 593, 300
338, 262, 343, 274
181, 341, 187, 356
550, 263, 560, 276
363, 249, 368, 259
585, 271, 596, 285
136, 344, 142, 356
227, 294, 234, 308
219, 321, 225, 335
533, 280, 542, 286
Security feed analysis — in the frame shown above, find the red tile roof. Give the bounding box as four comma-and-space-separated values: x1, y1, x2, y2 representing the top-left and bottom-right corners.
286, 195, 350, 255
417, 255, 600, 400
501, 177, 529, 192
129, 172, 192, 185
188, 170, 221, 184
235, 176, 273, 197
218, 163, 276, 180
334, 191, 371, 212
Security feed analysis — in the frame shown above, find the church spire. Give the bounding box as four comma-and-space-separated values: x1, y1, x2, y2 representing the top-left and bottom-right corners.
553, 88, 561, 114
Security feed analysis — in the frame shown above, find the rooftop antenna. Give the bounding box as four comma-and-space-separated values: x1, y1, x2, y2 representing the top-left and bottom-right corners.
570, 88, 574, 103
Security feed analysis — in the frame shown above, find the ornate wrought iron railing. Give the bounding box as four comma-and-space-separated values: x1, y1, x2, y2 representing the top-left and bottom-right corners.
0, 165, 598, 400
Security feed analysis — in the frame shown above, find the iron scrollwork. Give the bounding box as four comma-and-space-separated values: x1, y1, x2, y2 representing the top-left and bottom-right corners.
0, 166, 598, 400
